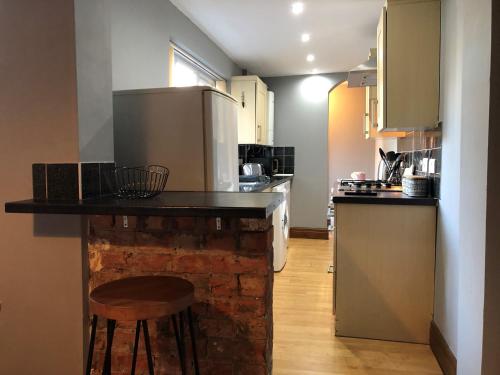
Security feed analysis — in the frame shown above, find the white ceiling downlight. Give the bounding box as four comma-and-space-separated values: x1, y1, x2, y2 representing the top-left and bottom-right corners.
291, 2, 304, 15
306, 54, 315, 62
169, 0, 385, 77
301, 33, 311, 43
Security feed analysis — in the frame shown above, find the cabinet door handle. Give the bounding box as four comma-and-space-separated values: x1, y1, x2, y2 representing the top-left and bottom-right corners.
363, 114, 369, 137
370, 98, 378, 128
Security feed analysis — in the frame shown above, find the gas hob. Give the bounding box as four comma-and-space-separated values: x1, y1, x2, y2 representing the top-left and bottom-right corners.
337, 179, 403, 196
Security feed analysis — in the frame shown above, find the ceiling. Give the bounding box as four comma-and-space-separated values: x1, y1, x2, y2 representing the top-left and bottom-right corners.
170, 0, 384, 77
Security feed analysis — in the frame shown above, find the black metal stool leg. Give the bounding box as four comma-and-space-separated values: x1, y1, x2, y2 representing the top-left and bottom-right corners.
172, 314, 187, 375
187, 307, 200, 375
130, 320, 141, 375
141, 320, 155, 375
103, 319, 116, 375
179, 312, 187, 375
86, 315, 98, 375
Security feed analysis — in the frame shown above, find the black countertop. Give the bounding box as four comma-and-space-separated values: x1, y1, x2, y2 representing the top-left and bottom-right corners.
239, 175, 293, 193
4, 192, 284, 218
332, 191, 438, 206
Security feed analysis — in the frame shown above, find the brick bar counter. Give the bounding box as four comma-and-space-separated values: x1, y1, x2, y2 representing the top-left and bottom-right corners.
5, 192, 284, 375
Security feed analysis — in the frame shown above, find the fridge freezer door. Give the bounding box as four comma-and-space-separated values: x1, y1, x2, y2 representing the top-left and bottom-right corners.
203, 91, 239, 192
113, 88, 206, 191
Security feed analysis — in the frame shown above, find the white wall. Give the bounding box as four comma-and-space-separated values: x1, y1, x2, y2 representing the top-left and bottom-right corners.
436, 0, 491, 373
456, 0, 491, 373
111, 0, 241, 90
482, 2, 500, 372
434, 0, 462, 355
0, 2, 84, 373
263, 73, 346, 229
328, 82, 375, 187
75, 0, 114, 162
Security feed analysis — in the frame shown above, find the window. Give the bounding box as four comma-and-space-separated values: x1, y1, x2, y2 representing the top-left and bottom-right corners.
169, 44, 224, 89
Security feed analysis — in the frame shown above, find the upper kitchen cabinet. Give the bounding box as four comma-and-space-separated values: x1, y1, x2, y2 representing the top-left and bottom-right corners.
231, 75, 269, 145
377, 0, 441, 131
365, 86, 407, 139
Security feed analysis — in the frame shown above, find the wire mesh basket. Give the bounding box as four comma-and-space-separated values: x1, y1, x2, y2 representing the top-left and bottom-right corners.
113, 165, 169, 199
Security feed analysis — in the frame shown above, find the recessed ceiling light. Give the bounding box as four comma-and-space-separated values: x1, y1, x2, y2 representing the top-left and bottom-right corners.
291, 2, 304, 15
306, 54, 315, 62
312, 68, 318, 74
301, 33, 310, 43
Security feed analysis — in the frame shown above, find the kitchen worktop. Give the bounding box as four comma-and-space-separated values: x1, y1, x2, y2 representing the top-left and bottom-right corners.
6, 190, 280, 372
239, 175, 293, 192
5, 191, 284, 218
332, 191, 438, 206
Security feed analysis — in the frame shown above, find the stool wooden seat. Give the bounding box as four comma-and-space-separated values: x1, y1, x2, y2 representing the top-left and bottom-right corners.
86, 276, 199, 375
90, 276, 195, 321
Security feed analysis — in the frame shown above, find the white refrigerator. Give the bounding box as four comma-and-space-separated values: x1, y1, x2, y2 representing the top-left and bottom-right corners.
113, 86, 239, 192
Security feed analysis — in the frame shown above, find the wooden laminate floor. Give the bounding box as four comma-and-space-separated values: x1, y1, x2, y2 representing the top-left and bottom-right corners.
273, 237, 443, 375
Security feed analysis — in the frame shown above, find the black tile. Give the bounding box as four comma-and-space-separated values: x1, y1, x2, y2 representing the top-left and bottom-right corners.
285, 155, 295, 167
431, 148, 442, 175
238, 145, 244, 157
285, 147, 295, 156
81, 163, 100, 199
263, 146, 273, 158
278, 166, 285, 174
46, 163, 79, 201
433, 135, 442, 149
413, 150, 427, 174
284, 166, 294, 174
433, 175, 441, 198
32, 164, 47, 201
273, 147, 284, 156
100, 163, 116, 196
397, 136, 414, 153
249, 145, 268, 158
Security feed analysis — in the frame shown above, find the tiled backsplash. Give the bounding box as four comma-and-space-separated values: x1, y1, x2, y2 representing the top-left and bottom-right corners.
33, 146, 296, 201
32, 163, 80, 201
273, 146, 295, 174
397, 130, 442, 197
238, 144, 295, 175
32, 162, 116, 201
80, 162, 116, 199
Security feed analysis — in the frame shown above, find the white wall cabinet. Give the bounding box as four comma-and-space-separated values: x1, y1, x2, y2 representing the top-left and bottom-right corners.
377, 0, 441, 131
365, 85, 407, 139
231, 75, 269, 145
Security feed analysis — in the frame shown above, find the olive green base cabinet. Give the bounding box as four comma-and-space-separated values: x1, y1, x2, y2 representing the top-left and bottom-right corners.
334, 203, 436, 344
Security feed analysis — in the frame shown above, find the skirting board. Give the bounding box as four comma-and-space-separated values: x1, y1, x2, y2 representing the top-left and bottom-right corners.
289, 227, 329, 240
430, 320, 457, 375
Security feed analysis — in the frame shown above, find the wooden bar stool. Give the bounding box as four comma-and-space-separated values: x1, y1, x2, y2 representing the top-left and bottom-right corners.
86, 276, 200, 375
